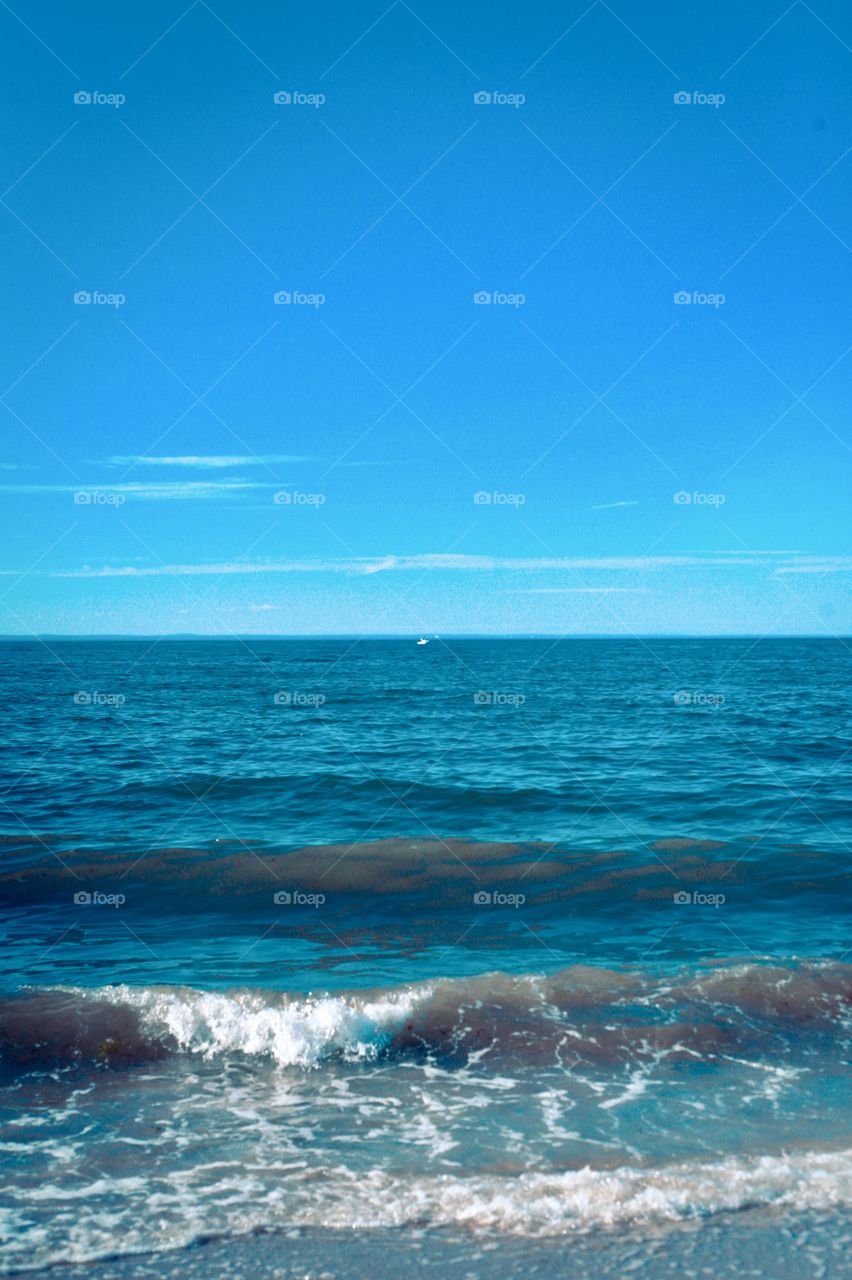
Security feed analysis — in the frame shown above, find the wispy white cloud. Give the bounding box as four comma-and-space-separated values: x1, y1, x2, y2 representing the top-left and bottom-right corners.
102, 455, 317, 468
589, 500, 639, 510
684, 549, 802, 556
52, 560, 341, 578
510, 587, 648, 594
336, 459, 410, 468
41, 551, 836, 578
0, 482, 271, 501
776, 558, 852, 574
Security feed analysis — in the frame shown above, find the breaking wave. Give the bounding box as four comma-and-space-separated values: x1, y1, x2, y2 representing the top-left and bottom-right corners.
3, 958, 850, 1071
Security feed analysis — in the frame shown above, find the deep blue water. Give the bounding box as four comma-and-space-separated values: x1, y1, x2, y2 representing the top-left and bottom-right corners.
0, 638, 850, 1272
2, 636, 851, 856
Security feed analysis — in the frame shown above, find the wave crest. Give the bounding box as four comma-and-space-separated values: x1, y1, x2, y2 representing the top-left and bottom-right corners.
3, 959, 850, 1072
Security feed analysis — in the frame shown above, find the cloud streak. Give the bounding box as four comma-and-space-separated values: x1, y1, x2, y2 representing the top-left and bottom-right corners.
34, 551, 842, 578
0, 482, 273, 501
775, 559, 852, 574
102, 455, 317, 468
510, 587, 648, 594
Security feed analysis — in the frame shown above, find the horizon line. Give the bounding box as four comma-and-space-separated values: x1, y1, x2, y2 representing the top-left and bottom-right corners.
1, 633, 849, 641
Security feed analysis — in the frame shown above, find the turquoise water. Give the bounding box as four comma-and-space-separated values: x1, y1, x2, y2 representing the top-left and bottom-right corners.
0, 638, 850, 1272
3, 636, 851, 856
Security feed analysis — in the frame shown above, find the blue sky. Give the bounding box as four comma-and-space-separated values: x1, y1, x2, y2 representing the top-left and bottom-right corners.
1, 0, 851, 634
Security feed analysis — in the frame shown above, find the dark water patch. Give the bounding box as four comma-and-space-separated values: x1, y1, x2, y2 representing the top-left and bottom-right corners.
0, 990, 172, 1070
3, 960, 850, 1077
1, 837, 849, 915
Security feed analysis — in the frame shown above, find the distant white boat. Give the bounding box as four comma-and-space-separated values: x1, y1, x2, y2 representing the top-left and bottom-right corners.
416, 637, 429, 645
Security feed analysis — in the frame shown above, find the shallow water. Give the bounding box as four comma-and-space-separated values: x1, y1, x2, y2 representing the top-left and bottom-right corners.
0, 638, 850, 1272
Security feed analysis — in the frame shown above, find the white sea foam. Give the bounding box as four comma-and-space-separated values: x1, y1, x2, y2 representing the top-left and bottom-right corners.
361, 1149, 852, 1233
59, 983, 419, 1067
4, 1147, 852, 1272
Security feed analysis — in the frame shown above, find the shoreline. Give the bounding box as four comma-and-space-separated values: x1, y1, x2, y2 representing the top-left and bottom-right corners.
17, 1209, 852, 1280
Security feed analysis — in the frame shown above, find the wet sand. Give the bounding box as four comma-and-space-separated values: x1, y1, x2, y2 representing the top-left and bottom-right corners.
21, 1209, 852, 1279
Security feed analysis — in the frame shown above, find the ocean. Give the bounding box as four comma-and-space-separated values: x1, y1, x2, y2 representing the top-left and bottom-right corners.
1, 637, 850, 1277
